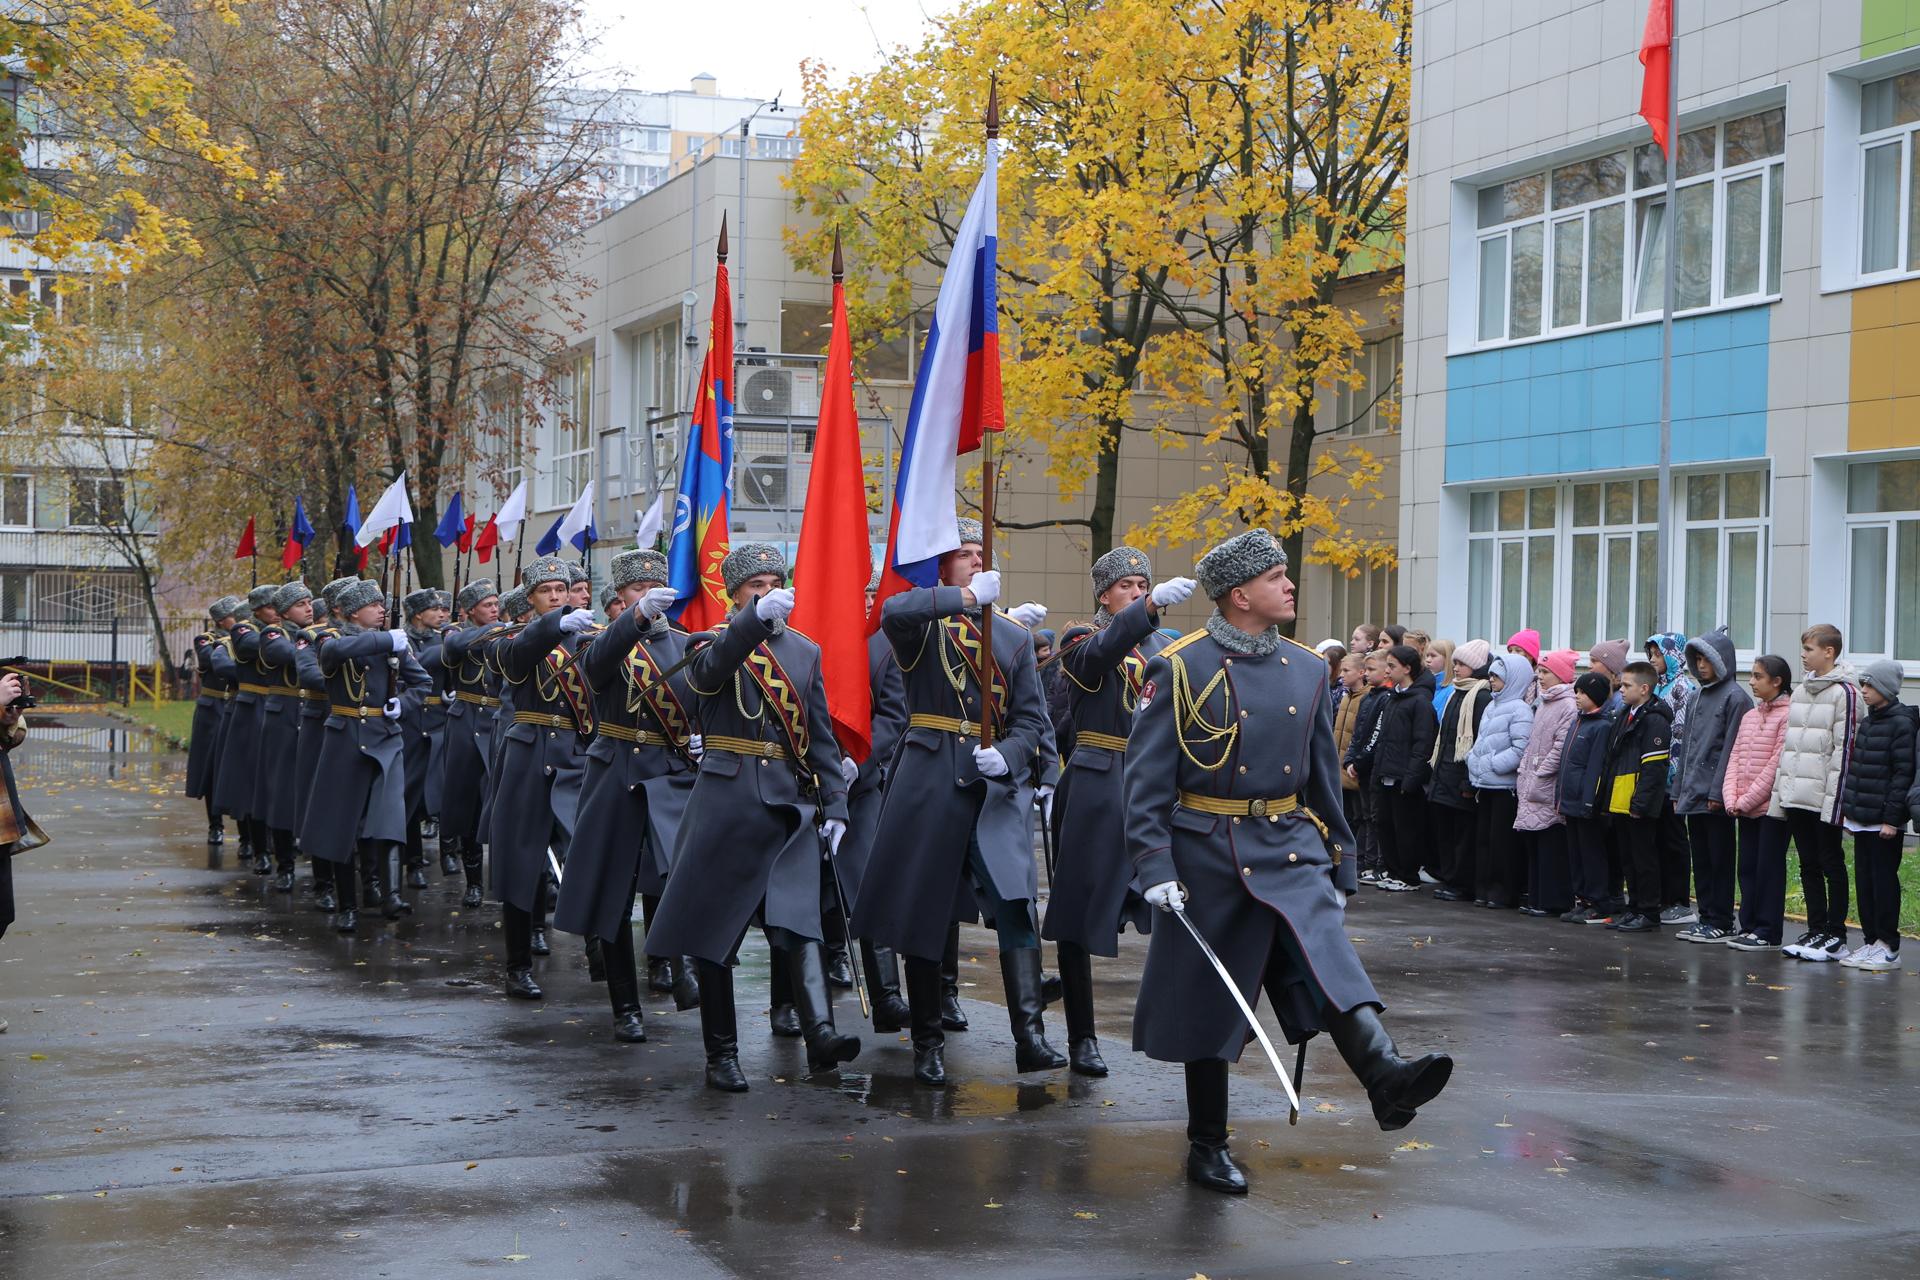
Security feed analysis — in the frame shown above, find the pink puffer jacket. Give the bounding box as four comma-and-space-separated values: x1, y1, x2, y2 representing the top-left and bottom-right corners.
1722, 694, 1791, 818
1514, 682, 1578, 831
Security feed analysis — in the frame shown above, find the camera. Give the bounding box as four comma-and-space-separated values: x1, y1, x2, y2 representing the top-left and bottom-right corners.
1, 656, 34, 710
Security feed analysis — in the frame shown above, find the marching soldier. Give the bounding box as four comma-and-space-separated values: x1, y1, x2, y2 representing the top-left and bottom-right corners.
554, 548, 702, 1041
838, 567, 911, 1032
294, 577, 359, 912
254, 581, 317, 893
400, 588, 451, 890
852, 518, 1066, 1087
212, 584, 280, 875
566, 561, 592, 610
488, 558, 595, 1000
1125, 530, 1453, 1195
187, 596, 245, 847
645, 544, 858, 1091
600, 584, 625, 621
299, 580, 433, 933
438, 580, 501, 910
1042, 548, 1196, 1076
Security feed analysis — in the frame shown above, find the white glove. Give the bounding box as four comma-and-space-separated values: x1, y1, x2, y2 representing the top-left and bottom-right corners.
686, 733, 703, 761
558, 608, 596, 634
638, 586, 677, 620
387, 629, 409, 652
840, 756, 859, 784
755, 587, 795, 623
966, 569, 1001, 608
1144, 880, 1186, 912
1150, 576, 1198, 609
1007, 601, 1047, 629
822, 818, 846, 856
382, 697, 403, 720
1036, 783, 1054, 802
972, 745, 1009, 778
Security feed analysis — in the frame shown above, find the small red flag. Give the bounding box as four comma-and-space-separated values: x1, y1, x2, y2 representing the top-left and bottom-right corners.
234, 516, 256, 560
354, 544, 369, 571
279, 536, 302, 571
1638, 0, 1672, 157
457, 513, 476, 554
788, 261, 874, 764
474, 514, 499, 564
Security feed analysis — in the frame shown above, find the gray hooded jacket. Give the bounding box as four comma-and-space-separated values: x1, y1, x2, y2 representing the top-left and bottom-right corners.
1671, 625, 1753, 815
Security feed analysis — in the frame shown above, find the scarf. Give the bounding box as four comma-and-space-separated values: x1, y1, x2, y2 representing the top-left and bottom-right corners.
1432, 677, 1489, 766
1205, 611, 1282, 657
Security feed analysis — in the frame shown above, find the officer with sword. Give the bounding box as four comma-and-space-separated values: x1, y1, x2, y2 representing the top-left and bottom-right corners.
1125, 529, 1454, 1195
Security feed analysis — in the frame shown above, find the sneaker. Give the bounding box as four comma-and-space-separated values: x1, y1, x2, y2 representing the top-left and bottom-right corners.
1839, 941, 1873, 968
1677, 923, 1727, 944
1417, 869, 1439, 885
1609, 912, 1658, 933
1559, 906, 1588, 923
1582, 908, 1618, 926
1359, 868, 1380, 885
1781, 931, 1818, 959
1800, 935, 1843, 963
1658, 904, 1697, 925
1855, 945, 1903, 972
1724, 932, 1778, 952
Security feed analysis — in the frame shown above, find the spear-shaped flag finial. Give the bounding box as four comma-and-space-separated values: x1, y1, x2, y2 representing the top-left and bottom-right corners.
717, 209, 729, 263
831, 228, 844, 283
986, 75, 1000, 140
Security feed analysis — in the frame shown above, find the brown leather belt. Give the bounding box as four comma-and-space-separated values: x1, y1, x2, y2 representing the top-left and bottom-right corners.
237, 682, 273, 696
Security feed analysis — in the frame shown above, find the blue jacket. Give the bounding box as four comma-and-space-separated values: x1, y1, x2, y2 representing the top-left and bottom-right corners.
1558, 708, 1614, 819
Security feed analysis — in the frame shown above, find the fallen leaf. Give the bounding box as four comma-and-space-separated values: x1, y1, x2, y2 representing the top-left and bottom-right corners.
1395, 1139, 1433, 1151
983, 1200, 1002, 1210
1314, 1102, 1340, 1113
465, 1162, 478, 1170
1073, 1210, 1098, 1220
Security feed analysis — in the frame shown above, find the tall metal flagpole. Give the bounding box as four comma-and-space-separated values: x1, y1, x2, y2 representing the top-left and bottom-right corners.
1654, 4, 1678, 633
976, 80, 1000, 751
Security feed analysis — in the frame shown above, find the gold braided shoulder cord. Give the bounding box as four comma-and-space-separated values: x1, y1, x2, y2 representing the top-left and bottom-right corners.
342, 657, 367, 706
893, 620, 932, 673
1170, 651, 1237, 773
732, 669, 767, 723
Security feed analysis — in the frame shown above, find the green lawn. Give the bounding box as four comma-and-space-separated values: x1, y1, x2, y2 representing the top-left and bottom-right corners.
1785, 839, 1920, 939
114, 700, 197, 750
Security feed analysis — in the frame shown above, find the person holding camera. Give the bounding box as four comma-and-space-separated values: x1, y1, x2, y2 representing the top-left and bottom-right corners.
0, 667, 47, 1029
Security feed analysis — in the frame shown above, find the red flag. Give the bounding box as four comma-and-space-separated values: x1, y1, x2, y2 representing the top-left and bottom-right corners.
1639, 0, 1672, 156
474, 514, 498, 564
354, 544, 369, 571
789, 255, 874, 763
233, 516, 256, 560
279, 535, 302, 571
457, 513, 475, 554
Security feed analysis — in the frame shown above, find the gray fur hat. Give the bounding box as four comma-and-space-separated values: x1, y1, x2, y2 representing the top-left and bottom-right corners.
600, 584, 620, 610
1195, 529, 1288, 600
272, 580, 313, 614
722, 542, 788, 596
866, 563, 883, 593
208, 594, 246, 623
522, 556, 570, 590
455, 579, 497, 615
565, 560, 589, 585
1092, 545, 1152, 599
1860, 658, 1906, 704
320, 576, 359, 609
245, 584, 279, 613
499, 586, 531, 621
402, 588, 439, 619
609, 548, 669, 591
955, 516, 984, 545
333, 579, 383, 618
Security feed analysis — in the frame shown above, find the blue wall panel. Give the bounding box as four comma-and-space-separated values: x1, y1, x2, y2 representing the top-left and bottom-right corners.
1444, 307, 1771, 482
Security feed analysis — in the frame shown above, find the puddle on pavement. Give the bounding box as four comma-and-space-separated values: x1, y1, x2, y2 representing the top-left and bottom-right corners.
12, 713, 184, 787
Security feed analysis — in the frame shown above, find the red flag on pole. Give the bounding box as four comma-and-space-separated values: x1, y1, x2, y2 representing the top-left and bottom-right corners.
457, 513, 476, 554
789, 236, 874, 764
474, 514, 499, 564
233, 516, 256, 560
1639, 0, 1673, 156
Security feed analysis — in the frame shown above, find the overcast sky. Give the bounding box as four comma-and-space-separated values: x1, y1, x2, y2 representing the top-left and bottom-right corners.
570, 0, 936, 104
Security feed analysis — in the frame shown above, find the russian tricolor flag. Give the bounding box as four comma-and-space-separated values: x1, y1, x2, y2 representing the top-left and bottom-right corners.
870, 137, 1002, 625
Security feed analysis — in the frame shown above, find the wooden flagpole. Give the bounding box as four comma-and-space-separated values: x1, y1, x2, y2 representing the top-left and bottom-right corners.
977, 78, 1000, 751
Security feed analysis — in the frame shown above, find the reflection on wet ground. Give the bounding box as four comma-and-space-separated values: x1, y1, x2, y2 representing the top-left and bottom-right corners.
2, 714, 1918, 1279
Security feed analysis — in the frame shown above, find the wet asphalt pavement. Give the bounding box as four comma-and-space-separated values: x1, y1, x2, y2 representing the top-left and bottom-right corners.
1, 714, 1918, 1279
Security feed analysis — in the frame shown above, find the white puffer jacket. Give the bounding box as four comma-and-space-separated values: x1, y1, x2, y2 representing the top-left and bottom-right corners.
1771, 666, 1859, 822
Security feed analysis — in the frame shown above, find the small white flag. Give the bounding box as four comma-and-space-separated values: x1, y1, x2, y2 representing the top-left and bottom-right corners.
495, 479, 529, 543
354, 473, 414, 548
557, 480, 596, 549
634, 492, 666, 548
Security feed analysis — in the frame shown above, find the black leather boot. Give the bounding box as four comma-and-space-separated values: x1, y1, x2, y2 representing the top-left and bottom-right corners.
790, 940, 860, 1072
207, 823, 224, 846
312, 858, 337, 913
697, 959, 748, 1092
371, 843, 408, 920
1185, 1058, 1247, 1194
1057, 942, 1108, 1077
332, 858, 359, 934
648, 958, 675, 993
251, 819, 272, 875
237, 824, 254, 867
586, 935, 607, 983
604, 941, 646, 1043
1326, 1004, 1453, 1131
861, 940, 910, 1033
824, 941, 855, 991
1001, 947, 1067, 1072
461, 842, 485, 909
940, 923, 969, 1031
405, 824, 430, 888
766, 945, 801, 1037
671, 956, 702, 1011
441, 835, 461, 877
904, 955, 947, 1087
503, 905, 542, 1000
529, 878, 550, 955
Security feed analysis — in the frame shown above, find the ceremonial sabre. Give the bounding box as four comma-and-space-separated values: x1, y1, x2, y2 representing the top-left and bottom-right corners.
816, 813, 870, 1019
546, 846, 564, 886
1170, 901, 1301, 1119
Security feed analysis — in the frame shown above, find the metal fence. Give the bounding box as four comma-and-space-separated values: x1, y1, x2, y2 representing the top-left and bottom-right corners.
2, 613, 206, 702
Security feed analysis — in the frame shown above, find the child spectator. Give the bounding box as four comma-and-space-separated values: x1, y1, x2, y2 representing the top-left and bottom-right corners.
1343, 652, 1393, 885
1402, 630, 1432, 660
1367, 644, 1439, 892
1506, 629, 1542, 704
1646, 631, 1701, 925
1775, 625, 1859, 963
1589, 639, 1630, 714
1322, 643, 1349, 707
1334, 651, 1367, 848
1349, 623, 1382, 656
1602, 661, 1674, 933
1426, 640, 1456, 720
1380, 624, 1407, 651
1467, 651, 1535, 908
1671, 626, 1753, 943
1561, 672, 1620, 923
1429, 639, 1492, 902
1838, 661, 1915, 972
1721, 656, 1794, 951
1515, 650, 1579, 917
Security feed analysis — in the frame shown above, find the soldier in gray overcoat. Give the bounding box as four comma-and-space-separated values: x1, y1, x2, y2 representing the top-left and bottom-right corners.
399, 588, 450, 891
1041, 548, 1196, 1077
553, 548, 701, 1041
645, 544, 858, 1092
292, 577, 356, 912
187, 595, 244, 846
253, 581, 315, 893
851, 518, 1065, 1087
472, 585, 529, 863
1125, 530, 1453, 1195
437, 580, 501, 909
488, 558, 595, 1000
212, 584, 280, 874
298, 580, 433, 933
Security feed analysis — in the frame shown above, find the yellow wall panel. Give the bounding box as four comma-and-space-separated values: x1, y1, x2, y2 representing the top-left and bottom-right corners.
1849, 280, 1920, 449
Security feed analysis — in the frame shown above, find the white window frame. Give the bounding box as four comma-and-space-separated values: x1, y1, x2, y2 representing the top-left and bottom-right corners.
1855, 69, 1920, 283
1328, 335, 1401, 437
1677, 472, 1772, 651
0, 473, 32, 529
1325, 561, 1399, 642
1842, 456, 1920, 664
542, 349, 593, 511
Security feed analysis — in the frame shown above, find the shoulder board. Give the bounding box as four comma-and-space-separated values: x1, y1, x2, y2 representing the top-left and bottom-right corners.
783, 624, 817, 646
995, 613, 1031, 635
1158, 629, 1209, 660
1280, 635, 1324, 660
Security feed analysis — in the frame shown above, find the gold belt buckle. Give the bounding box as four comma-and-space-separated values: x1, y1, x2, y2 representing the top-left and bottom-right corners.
1248, 798, 1267, 818
760, 741, 778, 757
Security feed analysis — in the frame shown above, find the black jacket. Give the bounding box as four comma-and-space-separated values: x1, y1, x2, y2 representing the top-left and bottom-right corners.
1558, 708, 1613, 819
1342, 687, 1391, 777
1842, 701, 1917, 830
1602, 696, 1674, 820
1428, 683, 1490, 810
1368, 670, 1439, 792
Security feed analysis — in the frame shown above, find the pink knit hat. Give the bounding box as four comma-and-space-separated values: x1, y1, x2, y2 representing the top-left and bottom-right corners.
1453, 638, 1492, 675
1540, 649, 1578, 685
1506, 628, 1541, 663
1589, 638, 1629, 678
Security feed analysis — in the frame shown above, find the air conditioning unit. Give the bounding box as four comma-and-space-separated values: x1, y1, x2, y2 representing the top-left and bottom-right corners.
736, 451, 813, 512
739, 366, 819, 419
